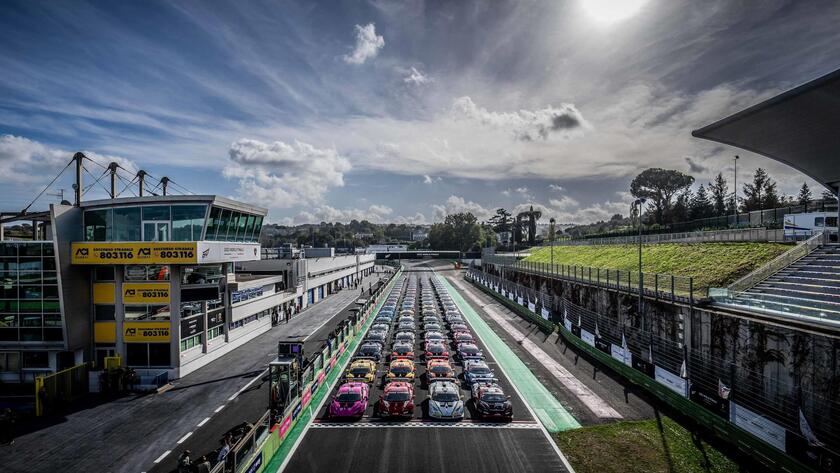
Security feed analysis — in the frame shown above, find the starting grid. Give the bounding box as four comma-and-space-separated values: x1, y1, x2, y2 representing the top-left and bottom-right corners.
310, 420, 542, 429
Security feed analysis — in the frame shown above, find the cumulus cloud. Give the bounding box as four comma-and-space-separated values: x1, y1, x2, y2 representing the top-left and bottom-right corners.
450, 96, 586, 142
549, 184, 564, 192
431, 195, 493, 222
294, 204, 392, 224
404, 67, 431, 85
422, 174, 442, 184
343, 23, 384, 65
223, 138, 351, 208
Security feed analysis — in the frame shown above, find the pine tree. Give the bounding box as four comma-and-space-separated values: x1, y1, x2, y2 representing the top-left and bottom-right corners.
671, 190, 691, 223
798, 182, 812, 206
690, 184, 714, 220
742, 168, 779, 211
710, 173, 728, 217
821, 189, 837, 201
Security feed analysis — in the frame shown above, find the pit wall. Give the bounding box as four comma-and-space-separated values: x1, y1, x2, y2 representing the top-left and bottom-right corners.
470, 267, 839, 473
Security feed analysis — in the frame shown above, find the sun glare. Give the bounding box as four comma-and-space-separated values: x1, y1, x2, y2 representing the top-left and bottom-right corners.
581, 0, 648, 24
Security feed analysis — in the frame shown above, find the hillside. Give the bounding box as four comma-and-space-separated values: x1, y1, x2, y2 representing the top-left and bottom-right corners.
524, 242, 790, 289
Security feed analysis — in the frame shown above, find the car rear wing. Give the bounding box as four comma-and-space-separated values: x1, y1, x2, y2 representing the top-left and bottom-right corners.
386, 376, 415, 383
428, 376, 457, 383
353, 355, 379, 361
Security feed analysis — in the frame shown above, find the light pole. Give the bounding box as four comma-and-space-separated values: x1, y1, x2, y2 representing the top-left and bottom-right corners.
549, 218, 556, 270
633, 198, 647, 330
733, 155, 739, 227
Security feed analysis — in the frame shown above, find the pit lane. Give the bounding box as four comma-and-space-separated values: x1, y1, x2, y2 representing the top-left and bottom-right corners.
284, 265, 570, 472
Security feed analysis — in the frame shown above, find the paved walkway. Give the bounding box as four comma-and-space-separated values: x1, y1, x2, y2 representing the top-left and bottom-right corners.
0, 269, 386, 473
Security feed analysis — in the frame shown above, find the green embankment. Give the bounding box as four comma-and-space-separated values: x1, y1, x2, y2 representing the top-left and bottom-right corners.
524, 242, 790, 289
553, 416, 743, 473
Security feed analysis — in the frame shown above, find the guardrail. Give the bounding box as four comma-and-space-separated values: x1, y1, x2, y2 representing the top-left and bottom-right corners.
548, 227, 786, 247
727, 231, 824, 293
484, 255, 704, 303
465, 268, 838, 473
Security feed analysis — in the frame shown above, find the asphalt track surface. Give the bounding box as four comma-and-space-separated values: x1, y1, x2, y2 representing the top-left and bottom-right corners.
150, 276, 386, 473
285, 267, 570, 473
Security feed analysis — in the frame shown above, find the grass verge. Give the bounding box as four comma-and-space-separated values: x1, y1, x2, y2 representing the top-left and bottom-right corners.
524, 242, 790, 289
553, 415, 745, 473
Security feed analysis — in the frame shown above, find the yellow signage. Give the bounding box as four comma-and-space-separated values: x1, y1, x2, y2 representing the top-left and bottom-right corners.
93, 283, 116, 304
122, 282, 170, 304
94, 321, 116, 343
124, 322, 171, 342
71, 242, 197, 265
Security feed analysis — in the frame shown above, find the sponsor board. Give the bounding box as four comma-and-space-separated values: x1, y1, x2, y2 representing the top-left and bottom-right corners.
123, 282, 170, 304
632, 356, 655, 378
610, 344, 632, 366
689, 384, 729, 419
730, 401, 786, 451
571, 324, 581, 338
580, 329, 596, 347
180, 314, 205, 339
654, 365, 688, 397
92, 283, 115, 304
278, 415, 293, 439
292, 401, 302, 420
540, 307, 550, 320
301, 388, 312, 408
196, 241, 261, 263
517, 296, 524, 305
244, 453, 262, 473
594, 337, 611, 354
528, 302, 536, 312
564, 318, 572, 332
71, 242, 197, 264
94, 321, 116, 343
123, 322, 170, 342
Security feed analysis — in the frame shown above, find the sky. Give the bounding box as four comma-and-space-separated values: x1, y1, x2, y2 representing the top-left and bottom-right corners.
2, 0, 839, 225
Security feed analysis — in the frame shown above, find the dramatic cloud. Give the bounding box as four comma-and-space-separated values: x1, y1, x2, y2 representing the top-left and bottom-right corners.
404, 67, 431, 85
343, 23, 384, 65
450, 96, 585, 142
548, 184, 564, 192
224, 138, 351, 208
293, 204, 393, 224
431, 195, 493, 222
422, 174, 442, 184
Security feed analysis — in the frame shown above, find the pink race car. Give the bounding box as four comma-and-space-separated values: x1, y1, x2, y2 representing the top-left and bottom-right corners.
328, 382, 369, 419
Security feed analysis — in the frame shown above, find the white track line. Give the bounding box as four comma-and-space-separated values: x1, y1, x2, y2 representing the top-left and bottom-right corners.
441, 274, 576, 473
153, 450, 171, 463
176, 432, 193, 444
214, 405, 225, 413
451, 277, 622, 420
197, 417, 210, 427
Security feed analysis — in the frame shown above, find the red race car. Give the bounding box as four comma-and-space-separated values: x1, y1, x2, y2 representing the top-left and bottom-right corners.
424, 341, 450, 359
377, 381, 415, 418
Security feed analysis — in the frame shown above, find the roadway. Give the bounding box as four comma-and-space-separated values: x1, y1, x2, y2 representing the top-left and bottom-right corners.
284, 266, 571, 472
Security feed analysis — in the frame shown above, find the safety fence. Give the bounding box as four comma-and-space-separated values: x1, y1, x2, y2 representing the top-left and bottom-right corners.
34, 363, 90, 417
466, 268, 839, 473
206, 267, 403, 473
484, 255, 705, 303
549, 227, 787, 247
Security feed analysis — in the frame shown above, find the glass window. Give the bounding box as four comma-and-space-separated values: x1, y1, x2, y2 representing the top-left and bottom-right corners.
252, 216, 263, 242
43, 313, 62, 327
124, 305, 170, 321
142, 205, 170, 221
172, 205, 207, 241
20, 328, 42, 341
113, 207, 141, 241
42, 286, 59, 299
94, 305, 115, 321
126, 343, 148, 366
20, 286, 42, 299
224, 212, 239, 241
43, 328, 63, 341
182, 265, 224, 285
95, 267, 115, 281
18, 272, 41, 284
22, 351, 49, 368
217, 209, 231, 240
206, 207, 222, 240
148, 343, 170, 367
19, 300, 42, 313
147, 265, 170, 281
0, 352, 21, 372
243, 215, 256, 242
236, 213, 248, 241
19, 243, 41, 257
21, 314, 41, 327
0, 314, 17, 327
18, 260, 41, 271
125, 266, 148, 281
84, 209, 112, 241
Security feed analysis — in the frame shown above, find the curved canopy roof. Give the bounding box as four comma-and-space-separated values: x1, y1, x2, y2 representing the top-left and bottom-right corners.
692, 68, 840, 192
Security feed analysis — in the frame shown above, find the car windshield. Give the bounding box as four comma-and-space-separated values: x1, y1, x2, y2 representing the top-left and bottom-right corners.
361, 347, 377, 354
471, 367, 491, 374
336, 392, 362, 402
483, 393, 506, 402
391, 366, 411, 375
351, 367, 370, 375
429, 346, 443, 353
433, 392, 459, 402
431, 366, 450, 374
462, 347, 477, 354
385, 392, 411, 402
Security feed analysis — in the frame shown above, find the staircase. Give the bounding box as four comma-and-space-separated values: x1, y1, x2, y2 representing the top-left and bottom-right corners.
738, 245, 840, 316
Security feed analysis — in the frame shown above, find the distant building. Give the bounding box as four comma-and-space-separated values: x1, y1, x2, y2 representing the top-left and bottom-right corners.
365, 244, 407, 254
411, 229, 428, 241
353, 232, 374, 239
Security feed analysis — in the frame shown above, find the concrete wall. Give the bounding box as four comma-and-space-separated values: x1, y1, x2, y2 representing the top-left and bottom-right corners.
51, 204, 91, 353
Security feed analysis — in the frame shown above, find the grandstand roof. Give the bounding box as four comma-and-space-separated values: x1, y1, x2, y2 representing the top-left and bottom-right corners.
692, 68, 840, 192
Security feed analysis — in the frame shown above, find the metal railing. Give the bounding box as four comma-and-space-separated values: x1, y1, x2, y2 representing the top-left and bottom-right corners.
484, 255, 703, 303
727, 231, 824, 293
34, 363, 90, 416
547, 227, 786, 247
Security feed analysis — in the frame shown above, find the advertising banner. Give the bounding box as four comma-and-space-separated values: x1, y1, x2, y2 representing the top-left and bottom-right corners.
689, 384, 729, 419
564, 318, 572, 332
71, 242, 197, 265
517, 296, 524, 305
632, 356, 655, 378
123, 322, 171, 342
94, 321, 116, 343
278, 415, 293, 439
580, 329, 596, 347
180, 315, 205, 339
540, 307, 550, 320
92, 283, 115, 304
197, 241, 261, 263
208, 310, 225, 328
730, 401, 787, 451
123, 282, 170, 304
611, 344, 632, 366
528, 302, 536, 312
244, 453, 262, 473
654, 365, 688, 397
594, 337, 611, 355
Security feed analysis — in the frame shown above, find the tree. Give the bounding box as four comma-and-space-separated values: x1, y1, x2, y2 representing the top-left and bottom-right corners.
671, 191, 691, 223
797, 182, 813, 206
821, 189, 837, 201
428, 212, 483, 252
488, 208, 512, 234
630, 168, 695, 224
742, 168, 780, 212
710, 173, 728, 217
690, 184, 714, 220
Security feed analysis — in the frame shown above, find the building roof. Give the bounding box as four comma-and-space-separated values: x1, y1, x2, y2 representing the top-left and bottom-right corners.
692, 68, 840, 192
80, 194, 268, 215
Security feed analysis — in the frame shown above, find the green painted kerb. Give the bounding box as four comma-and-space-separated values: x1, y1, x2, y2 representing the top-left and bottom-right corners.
265, 270, 402, 471
437, 275, 580, 432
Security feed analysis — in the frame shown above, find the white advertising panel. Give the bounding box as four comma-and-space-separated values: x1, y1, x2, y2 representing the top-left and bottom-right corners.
540, 307, 550, 320
654, 365, 688, 397
611, 345, 632, 366
528, 302, 536, 312
564, 318, 572, 332
729, 401, 787, 451
517, 296, 524, 305
580, 329, 596, 347
197, 242, 261, 263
